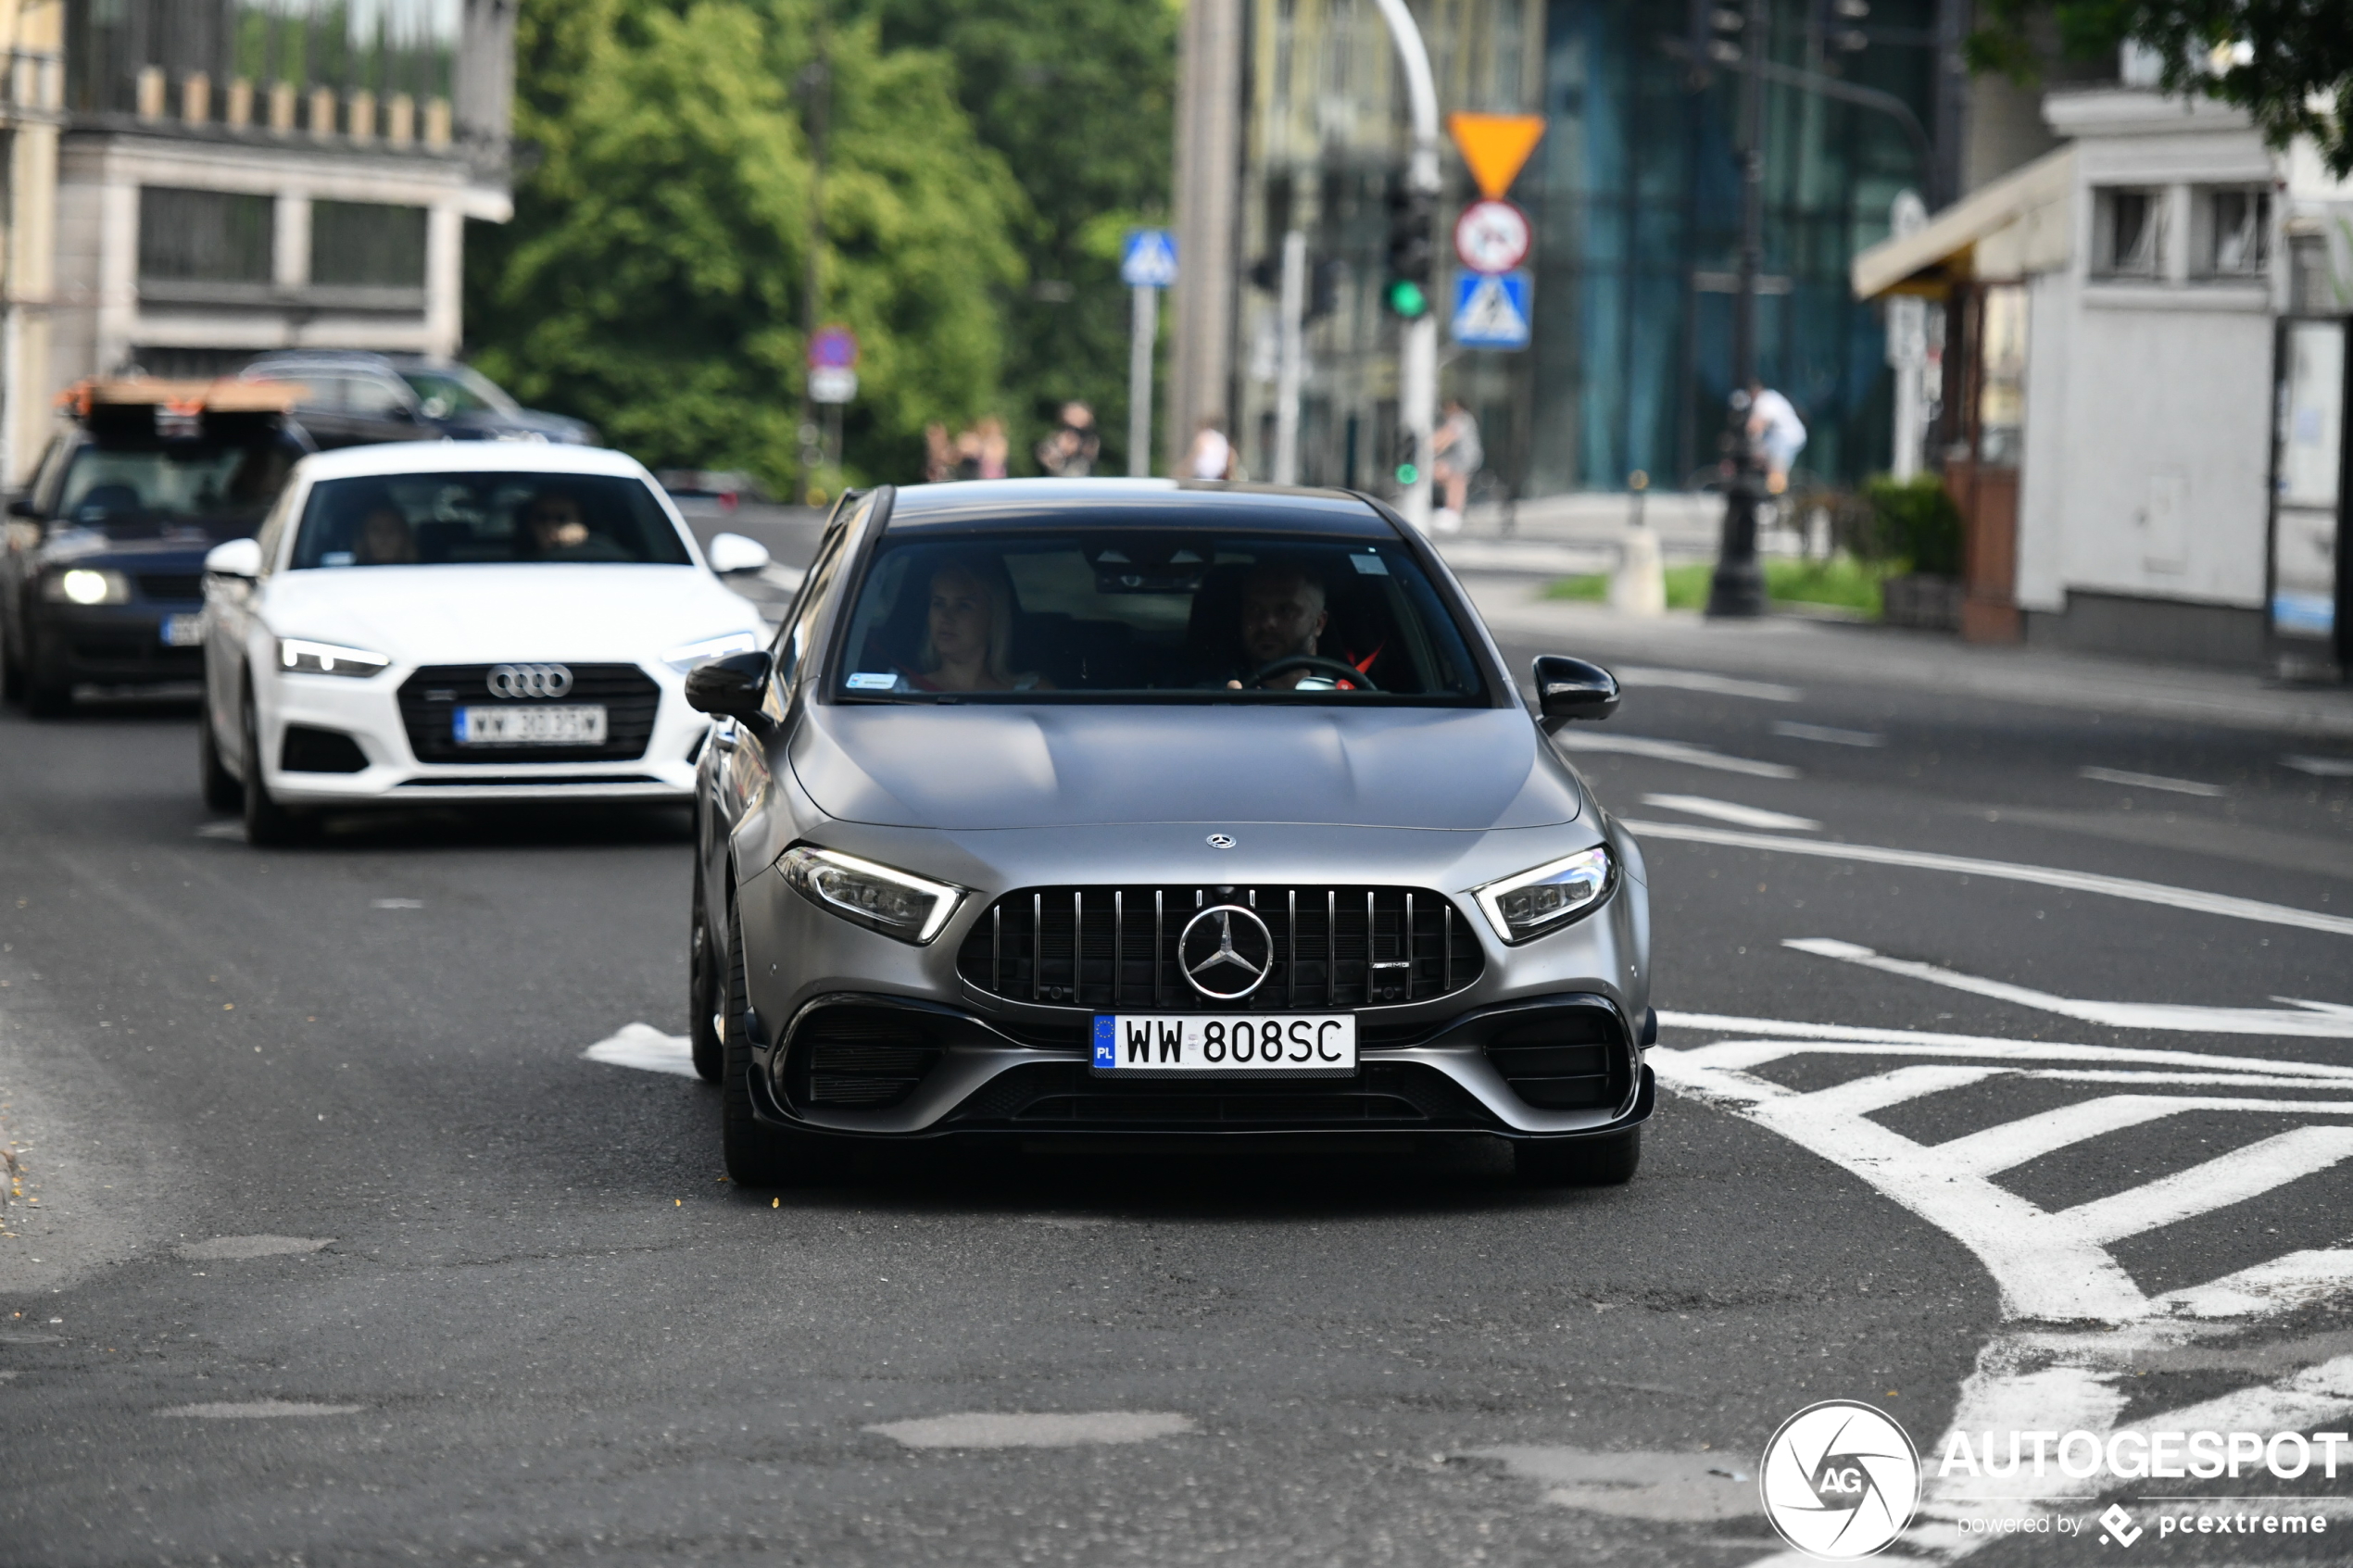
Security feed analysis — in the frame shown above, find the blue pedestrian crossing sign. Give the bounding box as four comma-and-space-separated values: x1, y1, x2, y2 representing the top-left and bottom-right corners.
1120, 228, 1179, 289
1452, 270, 1531, 350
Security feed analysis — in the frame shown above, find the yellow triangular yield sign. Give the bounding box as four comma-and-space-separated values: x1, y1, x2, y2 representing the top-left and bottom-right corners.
1447, 113, 1547, 200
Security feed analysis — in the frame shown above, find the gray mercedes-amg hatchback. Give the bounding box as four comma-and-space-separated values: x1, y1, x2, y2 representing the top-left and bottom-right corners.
684, 480, 1653, 1185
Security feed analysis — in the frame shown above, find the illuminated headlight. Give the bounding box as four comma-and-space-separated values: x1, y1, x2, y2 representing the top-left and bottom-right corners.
780, 846, 964, 945
662, 630, 762, 671
277, 636, 391, 677
44, 568, 129, 605
1472, 846, 1614, 944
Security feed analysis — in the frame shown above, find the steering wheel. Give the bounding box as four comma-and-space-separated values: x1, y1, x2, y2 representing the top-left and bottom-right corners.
1237, 655, 1381, 692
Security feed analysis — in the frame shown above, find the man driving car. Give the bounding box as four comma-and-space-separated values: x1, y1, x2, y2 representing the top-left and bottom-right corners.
1227, 560, 1329, 691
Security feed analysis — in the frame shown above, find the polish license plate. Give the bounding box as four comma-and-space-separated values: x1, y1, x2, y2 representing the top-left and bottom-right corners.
1091, 1014, 1356, 1077
454, 705, 607, 745
160, 614, 204, 647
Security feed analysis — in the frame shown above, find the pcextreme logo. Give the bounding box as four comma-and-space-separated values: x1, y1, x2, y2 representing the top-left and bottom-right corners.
1759, 1400, 1922, 1560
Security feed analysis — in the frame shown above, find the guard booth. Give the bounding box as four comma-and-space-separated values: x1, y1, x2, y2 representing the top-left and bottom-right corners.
2271, 316, 2351, 676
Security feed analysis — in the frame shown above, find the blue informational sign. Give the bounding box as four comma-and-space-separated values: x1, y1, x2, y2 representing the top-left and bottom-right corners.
1120, 228, 1179, 289
1452, 270, 1531, 350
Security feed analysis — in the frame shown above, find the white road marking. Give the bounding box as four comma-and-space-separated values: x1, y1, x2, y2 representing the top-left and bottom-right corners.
1783, 937, 2353, 1036
1624, 821, 2353, 937
1561, 734, 1799, 779
1469, 1448, 1759, 1522
868, 1411, 1194, 1449
159, 1400, 363, 1419
1641, 794, 1820, 832
369, 898, 423, 910
176, 1236, 333, 1261
1656, 1018, 2353, 1565
2077, 765, 2225, 797
758, 562, 808, 593
2284, 754, 2353, 777
583, 1022, 698, 1078
1771, 720, 1884, 747
1609, 665, 1804, 703
195, 822, 242, 840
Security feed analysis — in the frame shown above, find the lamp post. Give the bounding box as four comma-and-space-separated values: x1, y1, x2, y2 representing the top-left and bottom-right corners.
1705, 0, 1769, 619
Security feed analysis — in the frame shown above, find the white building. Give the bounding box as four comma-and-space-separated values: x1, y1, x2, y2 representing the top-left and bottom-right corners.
1855, 72, 2351, 672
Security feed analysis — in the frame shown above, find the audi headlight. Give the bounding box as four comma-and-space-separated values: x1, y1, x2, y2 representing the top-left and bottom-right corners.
662, 630, 762, 671
780, 846, 964, 945
44, 568, 129, 605
278, 636, 391, 678
1472, 845, 1614, 944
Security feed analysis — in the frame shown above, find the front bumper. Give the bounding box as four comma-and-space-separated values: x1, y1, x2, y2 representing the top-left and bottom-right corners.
257, 660, 706, 806
32, 602, 204, 687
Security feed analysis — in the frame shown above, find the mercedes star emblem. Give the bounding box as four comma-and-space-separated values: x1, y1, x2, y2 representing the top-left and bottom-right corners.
1206, 833, 1236, 849
1177, 904, 1275, 1000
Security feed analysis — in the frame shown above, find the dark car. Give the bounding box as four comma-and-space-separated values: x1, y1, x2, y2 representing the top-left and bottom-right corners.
1, 381, 311, 715
238, 351, 597, 447
682, 480, 1653, 1189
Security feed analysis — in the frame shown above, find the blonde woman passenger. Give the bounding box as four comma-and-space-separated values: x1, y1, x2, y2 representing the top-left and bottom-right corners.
892, 557, 1052, 693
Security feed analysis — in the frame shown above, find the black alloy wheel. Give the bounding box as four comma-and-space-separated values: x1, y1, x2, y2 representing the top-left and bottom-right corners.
719, 891, 818, 1186
240, 691, 306, 846
1514, 1127, 1642, 1187
687, 876, 724, 1083
199, 698, 243, 813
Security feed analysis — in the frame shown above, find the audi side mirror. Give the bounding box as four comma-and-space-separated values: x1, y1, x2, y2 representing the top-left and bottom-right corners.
684, 648, 773, 721
705, 531, 770, 575
204, 537, 264, 580
1533, 655, 1619, 730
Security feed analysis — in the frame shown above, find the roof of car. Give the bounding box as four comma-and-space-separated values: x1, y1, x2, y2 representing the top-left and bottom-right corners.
881, 479, 1395, 537
294, 441, 656, 483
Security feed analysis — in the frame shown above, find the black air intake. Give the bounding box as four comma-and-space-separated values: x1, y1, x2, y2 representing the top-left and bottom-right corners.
1485, 1008, 1626, 1110
780, 1005, 944, 1110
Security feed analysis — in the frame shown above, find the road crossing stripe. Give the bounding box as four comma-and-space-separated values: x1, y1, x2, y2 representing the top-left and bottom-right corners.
1931, 1097, 2197, 1177
1622, 821, 2353, 937
2158, 1248, 2353, 1319
1655, 1019, 2353, 1081
1784, 938, 2353, 1036
2052, 1124, 2353, 1247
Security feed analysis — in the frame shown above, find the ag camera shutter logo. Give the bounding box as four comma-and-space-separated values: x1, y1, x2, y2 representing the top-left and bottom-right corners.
1759, 1400, 1921, 1559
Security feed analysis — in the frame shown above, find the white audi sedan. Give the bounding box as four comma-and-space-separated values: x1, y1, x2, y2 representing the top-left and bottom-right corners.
197, 442, 772, 843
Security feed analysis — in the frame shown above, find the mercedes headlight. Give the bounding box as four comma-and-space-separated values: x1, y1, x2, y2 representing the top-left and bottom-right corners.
44, 568, 129, 605
277, 636, 391, 677
1473, 846, 1614, 945
780, 846, 964, 945
662, 630, 762, 671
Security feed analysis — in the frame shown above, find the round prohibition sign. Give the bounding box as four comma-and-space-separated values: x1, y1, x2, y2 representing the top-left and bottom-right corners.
1453, 199, 1532, 274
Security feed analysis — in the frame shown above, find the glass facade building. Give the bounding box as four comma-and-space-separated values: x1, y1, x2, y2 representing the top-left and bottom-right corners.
1233, 0, 1945, 496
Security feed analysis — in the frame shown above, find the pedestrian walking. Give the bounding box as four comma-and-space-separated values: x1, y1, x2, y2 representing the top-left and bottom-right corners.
1430, 398, 1482, 533
1036, 401, 1101, 477
1180, 416, 1235, 481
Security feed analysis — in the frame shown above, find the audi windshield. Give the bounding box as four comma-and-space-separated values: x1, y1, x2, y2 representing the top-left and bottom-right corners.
832, 530, 1489, 704
288, 472, 693, 569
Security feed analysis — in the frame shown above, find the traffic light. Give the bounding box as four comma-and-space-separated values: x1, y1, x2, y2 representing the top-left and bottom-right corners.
1810, 0, 1869, 55
1383, 182, 1434, 320
1394, 427, 1419, 487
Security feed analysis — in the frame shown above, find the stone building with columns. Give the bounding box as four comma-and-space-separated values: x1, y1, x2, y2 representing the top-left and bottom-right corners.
25, 1, 513, 479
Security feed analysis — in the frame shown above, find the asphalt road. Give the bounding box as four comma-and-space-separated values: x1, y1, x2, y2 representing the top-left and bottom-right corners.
3, 551, 2351, 1564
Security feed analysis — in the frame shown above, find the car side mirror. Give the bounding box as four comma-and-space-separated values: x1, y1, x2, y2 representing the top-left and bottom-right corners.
705, 531, 770, 575
204, 537, 264, 579
684, 648, 773, 721
6, 496, 37, 519
1533, 655, 1619, 730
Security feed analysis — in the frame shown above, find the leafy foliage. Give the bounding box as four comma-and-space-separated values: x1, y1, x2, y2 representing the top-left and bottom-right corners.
1863, 474, 1964, 575
467, 0, 1026, 491
1972, 2, 2353, 175
858, 0, 1178, 473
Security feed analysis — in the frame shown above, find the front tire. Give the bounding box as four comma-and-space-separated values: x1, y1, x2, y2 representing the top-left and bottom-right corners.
199, 701, 244, 812
240, 694, 306, 846
687, 878, 724, 1084
718, 897, 818, 1186
1515, 1128, 1642, 1187
0, 619, 24, 704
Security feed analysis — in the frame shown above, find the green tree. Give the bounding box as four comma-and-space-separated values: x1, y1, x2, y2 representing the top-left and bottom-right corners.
1974, 3, 2353, 174
859, 0, 1178, 473
467, 0, 1026, 491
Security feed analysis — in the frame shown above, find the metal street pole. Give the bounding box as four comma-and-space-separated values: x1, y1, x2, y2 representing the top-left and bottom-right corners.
1272, 229, 1306, 484
1127, 283, 1155, 477
1371, 0, 1440, 529
1705, 0, 1769, 619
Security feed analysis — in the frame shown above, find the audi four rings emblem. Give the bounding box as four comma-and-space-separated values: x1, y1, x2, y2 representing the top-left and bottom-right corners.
487, 663, 573, 699
1177, 905, 1275, 1000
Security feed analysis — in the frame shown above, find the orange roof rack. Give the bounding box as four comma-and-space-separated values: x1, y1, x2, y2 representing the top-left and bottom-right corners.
59, 376, 301, 420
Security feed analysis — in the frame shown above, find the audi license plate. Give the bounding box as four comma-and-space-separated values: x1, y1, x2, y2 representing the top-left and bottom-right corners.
1092, 1014, 1356, 1077
454, 705, 606, 745
159, 614, 204, 647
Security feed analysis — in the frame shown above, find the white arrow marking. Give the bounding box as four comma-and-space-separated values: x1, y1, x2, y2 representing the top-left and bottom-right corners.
1641, 794, 1821, 832
583, 1022, 697, 1078
1624, 822, 2353, 937
1783, 937, 2353, 1035
1563, 736, 1798, 778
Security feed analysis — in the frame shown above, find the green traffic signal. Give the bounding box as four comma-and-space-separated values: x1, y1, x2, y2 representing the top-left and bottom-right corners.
1385, 279, 1428, 320
1395, 462, 1420, 484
